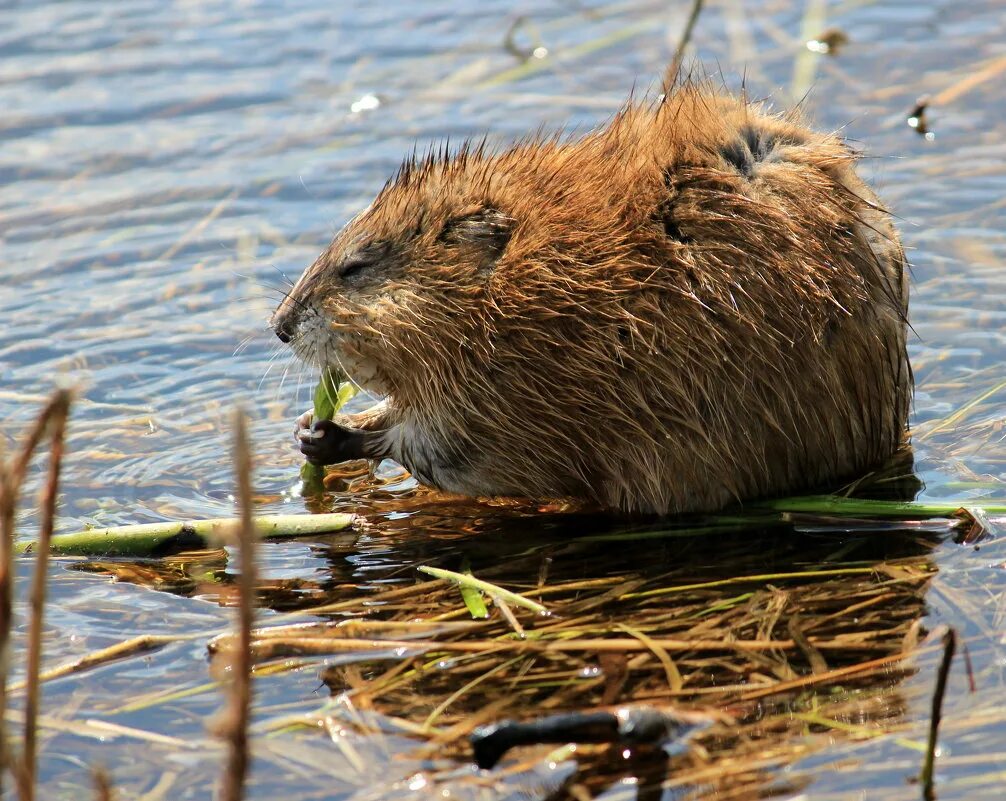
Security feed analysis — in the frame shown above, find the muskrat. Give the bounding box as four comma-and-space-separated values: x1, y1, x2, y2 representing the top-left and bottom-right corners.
270, 81, 911, 515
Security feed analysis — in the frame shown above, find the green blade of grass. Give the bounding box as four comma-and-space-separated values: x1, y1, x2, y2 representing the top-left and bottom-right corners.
758, 496, 1006, 518
458, 559, 489, 620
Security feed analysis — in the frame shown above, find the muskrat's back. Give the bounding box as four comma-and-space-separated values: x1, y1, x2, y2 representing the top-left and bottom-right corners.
271, 84, 911, 515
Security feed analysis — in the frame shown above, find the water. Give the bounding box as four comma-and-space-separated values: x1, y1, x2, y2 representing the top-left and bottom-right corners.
2, 0, 1006, 798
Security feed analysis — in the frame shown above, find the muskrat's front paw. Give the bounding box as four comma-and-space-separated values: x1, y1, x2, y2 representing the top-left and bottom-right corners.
297, 419, 346, 465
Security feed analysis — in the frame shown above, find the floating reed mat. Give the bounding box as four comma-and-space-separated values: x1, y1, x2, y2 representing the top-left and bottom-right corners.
200, 535, 936, 796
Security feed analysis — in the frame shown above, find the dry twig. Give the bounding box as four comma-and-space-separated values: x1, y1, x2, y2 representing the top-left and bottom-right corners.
93, 766, 114, 801
22, 389, 72, 801
217, 409, 257, 801
0, 392, 69, 794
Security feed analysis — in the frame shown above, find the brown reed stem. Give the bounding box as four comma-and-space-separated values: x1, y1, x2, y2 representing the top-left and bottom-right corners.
93, 765, 114, 801
0, 392, 66, 794
921, 628, 956, 800
663, 0, 704, 92
0, 461, 10, 797
22, 389, 71, 801
219, 409, 256, 801
7, 395, 65, 494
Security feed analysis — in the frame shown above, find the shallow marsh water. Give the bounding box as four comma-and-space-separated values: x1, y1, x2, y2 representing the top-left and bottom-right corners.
2, 1, 1006, 799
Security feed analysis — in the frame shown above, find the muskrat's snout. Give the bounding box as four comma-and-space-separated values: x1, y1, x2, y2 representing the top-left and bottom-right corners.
269, 303, 298, 344
270, 259, 320, 345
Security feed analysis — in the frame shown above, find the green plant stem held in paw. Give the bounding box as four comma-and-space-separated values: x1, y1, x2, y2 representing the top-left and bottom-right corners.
300, 368, 356, 494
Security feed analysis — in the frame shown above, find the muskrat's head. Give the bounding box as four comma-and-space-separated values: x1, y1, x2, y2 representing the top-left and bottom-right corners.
270, 149, 514, 396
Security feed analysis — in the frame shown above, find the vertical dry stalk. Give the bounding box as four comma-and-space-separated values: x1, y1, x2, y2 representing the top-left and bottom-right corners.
0, 460, 10, 797
0, 463, 11, 798
218, 409, 256, 801
6, 393, 66, 497
22, 389, 72, 801
92, 765, 114, 801
0, 392, 66, 794
663, 0, 704, 93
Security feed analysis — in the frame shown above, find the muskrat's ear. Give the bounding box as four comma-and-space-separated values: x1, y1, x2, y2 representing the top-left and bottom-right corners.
438, 207, 512, 262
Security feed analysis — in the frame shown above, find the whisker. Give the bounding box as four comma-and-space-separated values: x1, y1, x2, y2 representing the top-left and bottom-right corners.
259, 357, 280, 389
295, 359, 309, 414
264, 348, 288, 403
271, 264, 295, 288
259, 341, 290, 392
278, 360, 293, 396
232, 296, 279, 306
233, 331, 261, 357
230, 268, 308, 310
275, 288, 310, 313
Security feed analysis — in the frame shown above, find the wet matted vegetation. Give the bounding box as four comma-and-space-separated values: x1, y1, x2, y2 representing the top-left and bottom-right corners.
3, 0, 1006, 799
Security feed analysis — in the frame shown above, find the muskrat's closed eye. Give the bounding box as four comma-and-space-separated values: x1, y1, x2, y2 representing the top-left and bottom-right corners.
337, 254, 374, 281
337, 241, 392, 282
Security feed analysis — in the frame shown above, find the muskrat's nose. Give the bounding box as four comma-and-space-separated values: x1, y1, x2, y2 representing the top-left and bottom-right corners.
270, 308, 297, 344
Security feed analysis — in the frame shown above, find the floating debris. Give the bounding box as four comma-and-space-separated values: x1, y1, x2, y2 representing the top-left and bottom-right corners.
470, 705, 712, 769
806, 28, 849, 56
503, 16, 548, 62
350, 93, 381, 114
908, 96, 936, 141
952, 506, 997, 545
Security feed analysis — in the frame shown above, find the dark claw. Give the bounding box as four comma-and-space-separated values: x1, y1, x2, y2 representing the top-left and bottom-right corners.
298, 419, 346, 465
297, 419, 389, 465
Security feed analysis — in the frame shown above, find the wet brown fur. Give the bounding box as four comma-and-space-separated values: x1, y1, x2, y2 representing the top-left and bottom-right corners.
272, 81, 911, 515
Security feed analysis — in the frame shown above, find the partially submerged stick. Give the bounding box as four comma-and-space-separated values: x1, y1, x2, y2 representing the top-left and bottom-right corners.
205, 632, 902, 667
7, 634, 190, 692
15, 513, 355, 557
471, 705, 711, 770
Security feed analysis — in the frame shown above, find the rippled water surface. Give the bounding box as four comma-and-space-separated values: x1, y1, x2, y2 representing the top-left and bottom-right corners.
2, 1, 1006, 799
